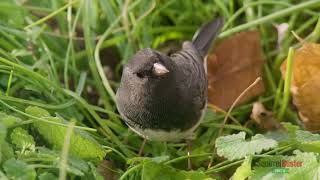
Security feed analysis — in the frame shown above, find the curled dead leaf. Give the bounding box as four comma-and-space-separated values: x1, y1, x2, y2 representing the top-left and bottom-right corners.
281, 43, 320, 132
97, 160, 118, 180
208, 30, 265, 110
275, 23, 289, 49
250, 102, 283, 131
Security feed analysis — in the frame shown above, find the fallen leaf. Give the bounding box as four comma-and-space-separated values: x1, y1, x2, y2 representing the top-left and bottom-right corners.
97, 160, 118, 180
281, 43, 320, 131
208, 30, 265, 110
250, 102, 283, 131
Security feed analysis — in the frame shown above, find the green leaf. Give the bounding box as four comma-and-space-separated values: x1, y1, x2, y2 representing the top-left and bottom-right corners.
0, 122, 6, 144
38, 172, 58, 180
26, 106, 106, 161
0, 122, 8, 163
281, 122, 299, 140
3, 159, 36, 180
84, 0, 98, 29
285, 151, 320, 180
0, 112, 21, 128
232, 156, 252, 180
1, 141, 14, 163
216, 132, 278, 160
0, 1, 26, 27
11, 49, 33, 57
0, 170, 9, 180
63, 156, 90, 176
128, 155, 170, 165
35, 147, 89, 176
142, 161, 213, 180
264, 131, 290, 144
295, 130, 320, 153
85, 163, 104, 180
296, 130, 320, 142
10, 127, 35, 151
278, 123, 320, 153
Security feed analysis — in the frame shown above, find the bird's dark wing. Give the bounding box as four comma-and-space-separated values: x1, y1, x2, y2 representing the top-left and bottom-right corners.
170, 44, 207, 124
192, 17, 223, 58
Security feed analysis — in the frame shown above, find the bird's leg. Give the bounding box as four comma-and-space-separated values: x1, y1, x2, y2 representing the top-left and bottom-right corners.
123, 128, 132, 145
163, 141, 168, 154
186, 139, 193, 170
138, 138, 147, 156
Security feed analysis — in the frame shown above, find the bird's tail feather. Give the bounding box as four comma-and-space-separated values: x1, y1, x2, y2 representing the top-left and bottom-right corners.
192, 17, 223, 57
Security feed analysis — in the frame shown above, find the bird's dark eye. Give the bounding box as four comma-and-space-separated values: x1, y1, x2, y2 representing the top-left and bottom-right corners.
260, 112, 267, 117
136, 72, 144, 78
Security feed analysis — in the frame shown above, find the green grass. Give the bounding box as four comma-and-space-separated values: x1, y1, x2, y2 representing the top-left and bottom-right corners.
0, 0, 319, 179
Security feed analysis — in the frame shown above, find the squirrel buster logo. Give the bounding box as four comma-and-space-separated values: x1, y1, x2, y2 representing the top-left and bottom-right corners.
258, 160, 303, 173
281, 160, 303, 167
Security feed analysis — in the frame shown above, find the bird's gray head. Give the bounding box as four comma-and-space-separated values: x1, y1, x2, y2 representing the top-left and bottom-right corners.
118, 48, 176, 103
124, 48, 172, 81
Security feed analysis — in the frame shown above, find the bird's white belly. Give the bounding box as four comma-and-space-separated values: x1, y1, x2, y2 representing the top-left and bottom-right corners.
128, 125, 193, 142
127, 105, 206, 142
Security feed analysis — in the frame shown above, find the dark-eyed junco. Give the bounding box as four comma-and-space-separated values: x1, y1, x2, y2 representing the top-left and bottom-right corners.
116, 18, 223, 142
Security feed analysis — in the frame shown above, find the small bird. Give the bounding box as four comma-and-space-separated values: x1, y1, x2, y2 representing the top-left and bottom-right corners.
116, 18, 223, 143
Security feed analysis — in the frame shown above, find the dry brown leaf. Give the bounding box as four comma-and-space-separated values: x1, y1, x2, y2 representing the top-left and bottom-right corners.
207, 30, 265, 110
281, 43, 320, 131
250, 102, 283, 131
97, 160, 118, 180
